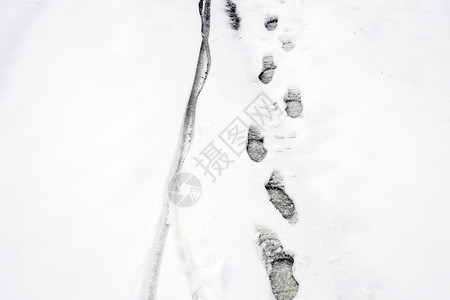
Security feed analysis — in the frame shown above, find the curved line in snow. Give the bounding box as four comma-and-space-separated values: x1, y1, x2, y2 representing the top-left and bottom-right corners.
144, 1, 211, 299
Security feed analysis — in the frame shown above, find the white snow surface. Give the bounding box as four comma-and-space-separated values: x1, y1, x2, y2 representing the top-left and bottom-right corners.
1, 0, 450, 300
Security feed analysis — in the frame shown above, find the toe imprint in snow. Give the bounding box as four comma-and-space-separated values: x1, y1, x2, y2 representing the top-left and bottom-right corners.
247, 125, 267, 162
284, 89, 303, 118
265, 170, 297, 223
259, 55, 276, 84
257, 227, 299, 300
265, 16, 278, 31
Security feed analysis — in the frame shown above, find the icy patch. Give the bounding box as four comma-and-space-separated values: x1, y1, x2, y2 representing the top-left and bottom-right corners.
265, 170, 297, 223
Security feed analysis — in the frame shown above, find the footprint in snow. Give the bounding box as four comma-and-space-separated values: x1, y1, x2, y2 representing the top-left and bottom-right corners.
265, 170, 297, 223
280, 35, 296, 52
258, 55, 276, 84
284, 88, 303, 118
225, 0, 240, 30
257, 227, 299, 300
265, 16, 278, 31
247, 125, 267, 162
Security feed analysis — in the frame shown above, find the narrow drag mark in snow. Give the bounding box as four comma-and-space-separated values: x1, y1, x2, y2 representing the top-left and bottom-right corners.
225, 0, 240, 31
265, 170, 297, 223
145, 1, 211, 299
284, 89, 303, 118
176, 0, 212, 172
264, 16, 278, 31
258, 55, 276, 84
247, 125, 267, 162
257, 227, 299, 300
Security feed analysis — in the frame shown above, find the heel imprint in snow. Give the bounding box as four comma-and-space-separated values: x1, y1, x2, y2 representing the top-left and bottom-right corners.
265, 16, 278, 31
265, 170, 297, 223
247, 125, 267, 162
284, 89, 303, 118
225, 0, 240, 30
257, 227, 299, 300
259, 55, 276, 84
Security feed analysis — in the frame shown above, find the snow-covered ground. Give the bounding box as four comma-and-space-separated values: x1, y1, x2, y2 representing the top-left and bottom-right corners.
1, 0, 450, 300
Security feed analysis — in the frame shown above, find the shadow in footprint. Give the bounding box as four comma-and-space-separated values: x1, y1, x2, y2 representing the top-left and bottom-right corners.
265, 170, 297, 223
257, 227, 299, 300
